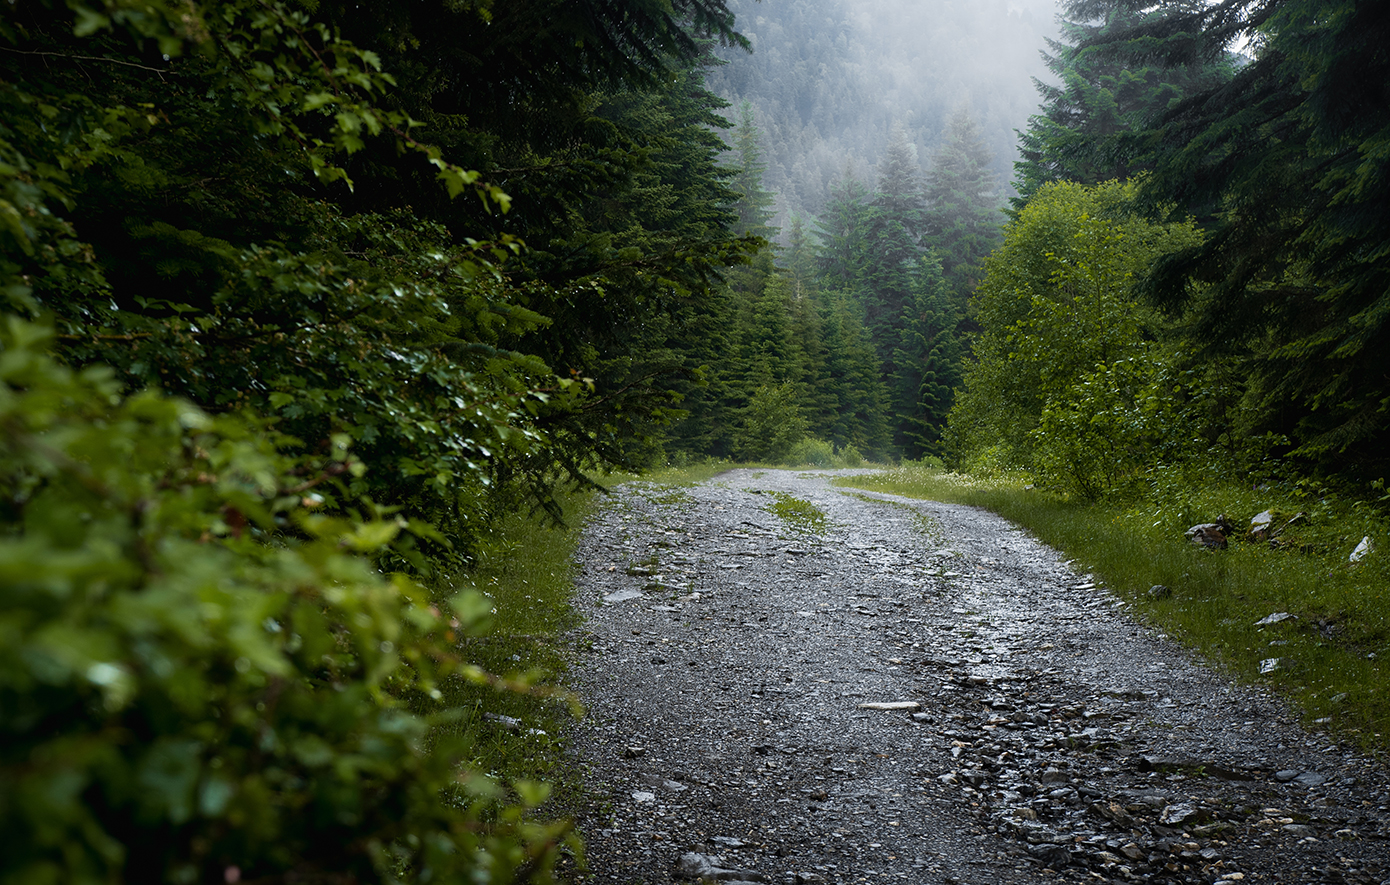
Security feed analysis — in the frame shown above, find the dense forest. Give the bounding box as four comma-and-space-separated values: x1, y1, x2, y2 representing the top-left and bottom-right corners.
2, 0, 1388, 882
704, 0, 1061, 229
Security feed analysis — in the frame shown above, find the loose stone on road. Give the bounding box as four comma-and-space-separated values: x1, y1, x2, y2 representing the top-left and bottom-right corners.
564, 469, 1390, 884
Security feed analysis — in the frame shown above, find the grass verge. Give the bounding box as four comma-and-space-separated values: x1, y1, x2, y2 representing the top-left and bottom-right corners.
418, 484, 600, 842
836, 464, 1390, 751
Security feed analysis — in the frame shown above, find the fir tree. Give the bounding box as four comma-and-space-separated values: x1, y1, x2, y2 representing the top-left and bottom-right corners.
819, 291, 892, 457
892, 254, 963, 458
816, 169, 872, 294
1011, 0, 1236, 209
728, 100, 780, 240
1096, 0, 1390, 476
924, 108, 1003, 310
861, 126, 928, 365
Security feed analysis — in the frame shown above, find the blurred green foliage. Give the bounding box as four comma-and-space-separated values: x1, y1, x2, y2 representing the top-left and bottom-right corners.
0, 317, 571, 883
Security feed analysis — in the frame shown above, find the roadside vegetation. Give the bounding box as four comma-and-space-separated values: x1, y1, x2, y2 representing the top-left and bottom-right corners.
837, 463, 1390, 750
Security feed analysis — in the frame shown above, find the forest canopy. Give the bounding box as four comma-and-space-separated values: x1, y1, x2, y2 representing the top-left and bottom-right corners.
949, 0, 1390, 491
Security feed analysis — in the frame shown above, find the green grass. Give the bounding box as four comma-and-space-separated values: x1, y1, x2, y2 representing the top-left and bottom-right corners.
836, 464, 1390, 751
760, 490, 829, 535
424, 486, 599, 796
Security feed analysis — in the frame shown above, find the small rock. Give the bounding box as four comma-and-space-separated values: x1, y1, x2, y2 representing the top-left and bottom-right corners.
809, 789, 828, 800
632, 791, 656, 803
1249, 510, 1276, 541
912, 712, 932, 722
1293, 771, 1327, 787
1350, 536, 1373, 563
483, 713, 522, 732
1027, 843, 1071, 867
603, 588, 645, 604
1259, 657, 1283, 675
1040, 768, 1070, 784
958, 770, 987, 787
1282, 824, 1316, 838
1255, 612, 1296, 626
624, 746, 646, 758
711, 836, 745, 848
1118, 843, 1145, 861
674, 852, 768, 883
795, 874, 826, 885
1274, 770, 1300, 782
1149, 584, 1172, 599
663, 779, 688, 792
857, 701, 921, 711
1185, 519, 1232, 550
1160, 803, 1204, 826
1092, 802, 1135, 826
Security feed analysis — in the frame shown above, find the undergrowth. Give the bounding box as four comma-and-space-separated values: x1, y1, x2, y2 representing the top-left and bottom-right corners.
421, 486, 598, 824
836, 463, 1390, 751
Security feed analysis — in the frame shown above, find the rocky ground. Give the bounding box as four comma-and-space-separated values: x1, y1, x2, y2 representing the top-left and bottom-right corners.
558, 469, 1390, 885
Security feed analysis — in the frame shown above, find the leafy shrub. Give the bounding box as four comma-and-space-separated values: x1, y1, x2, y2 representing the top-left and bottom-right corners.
0, 318, 568, 884
945, 179, 1203, 488
833, 444, 865, 468
785, 437, 835, 467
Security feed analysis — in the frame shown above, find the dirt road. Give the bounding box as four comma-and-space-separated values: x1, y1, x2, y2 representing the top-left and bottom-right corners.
563, 469, 1390, 884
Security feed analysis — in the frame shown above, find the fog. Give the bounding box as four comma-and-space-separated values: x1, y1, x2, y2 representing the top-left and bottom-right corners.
707, 0, 1063, 228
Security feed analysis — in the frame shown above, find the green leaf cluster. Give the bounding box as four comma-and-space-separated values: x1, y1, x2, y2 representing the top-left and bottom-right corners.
0, 319, 569, 884
946, 179, 1203, 497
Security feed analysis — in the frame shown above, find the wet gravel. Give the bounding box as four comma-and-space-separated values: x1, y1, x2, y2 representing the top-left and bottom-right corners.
561, 469, 1390, 885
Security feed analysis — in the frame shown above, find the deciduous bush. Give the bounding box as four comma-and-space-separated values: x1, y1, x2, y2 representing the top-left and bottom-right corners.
946, 180, 1202, 497
0, 318, 569, 884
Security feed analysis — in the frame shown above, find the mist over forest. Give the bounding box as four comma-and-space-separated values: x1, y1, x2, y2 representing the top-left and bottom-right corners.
708, 0, 1062, 228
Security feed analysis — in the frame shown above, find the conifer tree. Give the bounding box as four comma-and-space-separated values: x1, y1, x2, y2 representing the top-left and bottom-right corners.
892, 254, 963, 458
1011, 0, 1236, 209
784, 215, 820, 301
816, 170, 873, 294
819, 292, 892, 457
924, 108, 1003, 309
861, 127, 929, 365
728, 100, 780, 240
1093, 0, 1390, 476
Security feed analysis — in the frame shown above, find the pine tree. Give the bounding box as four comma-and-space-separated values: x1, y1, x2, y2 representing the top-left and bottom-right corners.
1011, 0, 1236, 209
783, 214, 819, 301
891, 254, 963, 458
816, 169, 872, 294
861, 126, 928, 364
818, 291, 892, 457
924, 108, 1003, 310
728, 100, 780, 240
1093, 0, 1390, 476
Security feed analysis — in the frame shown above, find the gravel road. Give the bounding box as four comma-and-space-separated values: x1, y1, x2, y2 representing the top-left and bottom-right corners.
561, 469, 1390, 885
